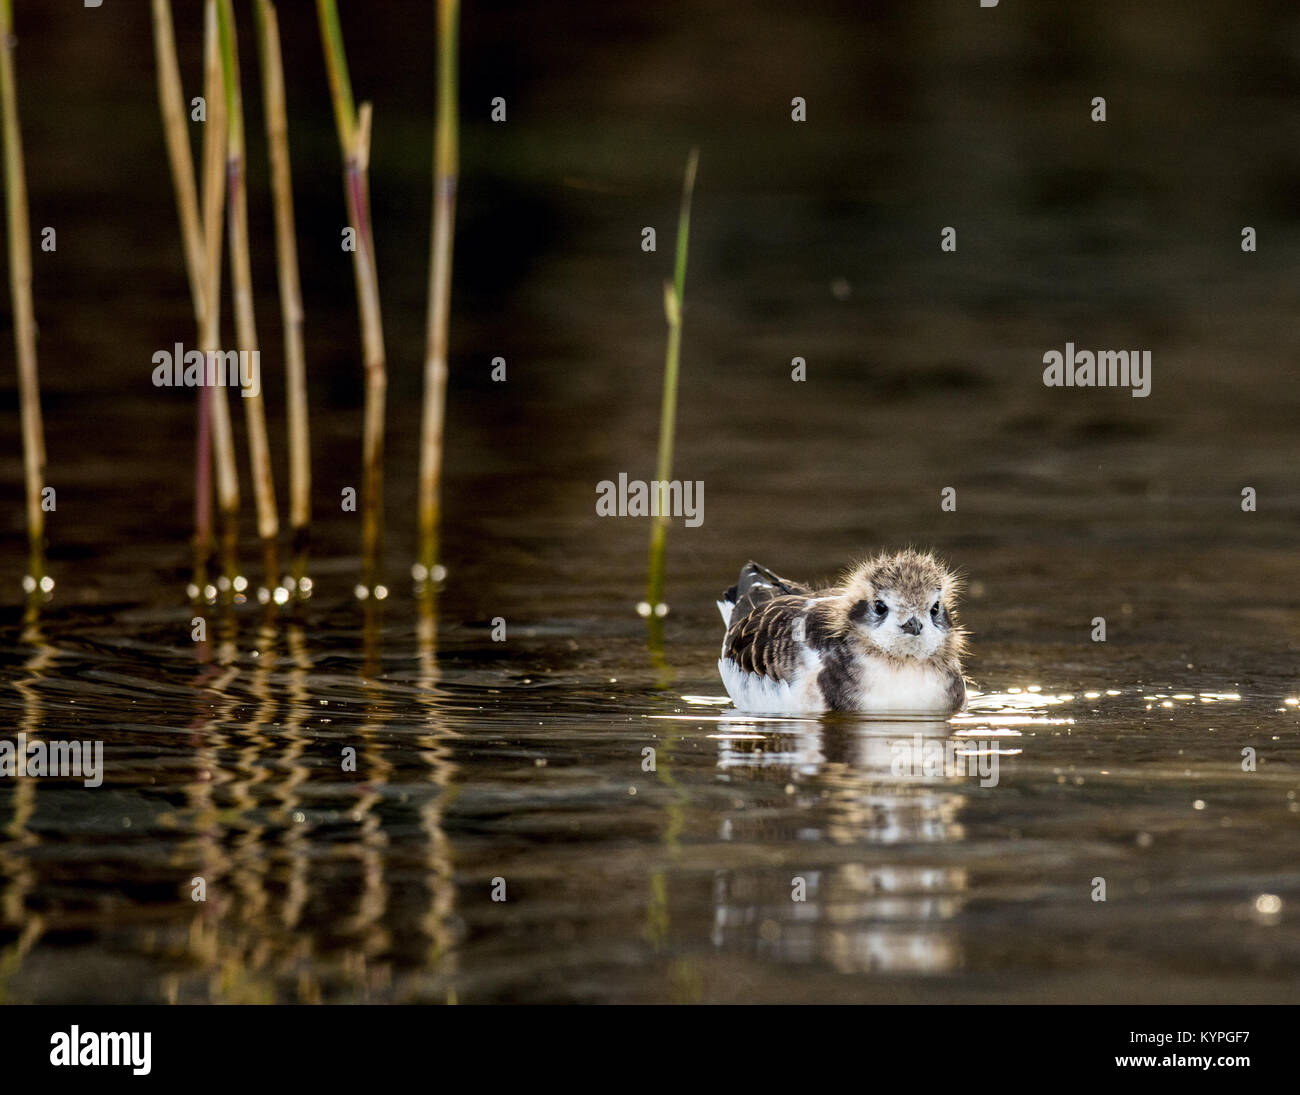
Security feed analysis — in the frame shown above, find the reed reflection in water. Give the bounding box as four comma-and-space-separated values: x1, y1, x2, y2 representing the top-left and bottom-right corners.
0, 603, 464, 1004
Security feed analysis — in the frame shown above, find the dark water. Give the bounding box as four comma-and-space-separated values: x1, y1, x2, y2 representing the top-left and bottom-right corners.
1, 1, 1300, 1002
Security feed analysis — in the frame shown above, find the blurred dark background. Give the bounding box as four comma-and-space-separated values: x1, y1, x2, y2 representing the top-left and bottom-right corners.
1, 0, 1299, 648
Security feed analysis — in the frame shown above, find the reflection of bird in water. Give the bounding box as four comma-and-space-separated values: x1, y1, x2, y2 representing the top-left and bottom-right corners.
709, 719, 971, 976
716, 550, 968, 715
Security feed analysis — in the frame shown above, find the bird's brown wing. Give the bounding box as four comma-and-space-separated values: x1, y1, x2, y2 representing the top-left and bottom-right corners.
722, 594, 808, 681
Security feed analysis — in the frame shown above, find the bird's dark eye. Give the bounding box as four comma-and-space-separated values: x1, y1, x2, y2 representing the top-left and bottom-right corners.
873, 600, 887, 616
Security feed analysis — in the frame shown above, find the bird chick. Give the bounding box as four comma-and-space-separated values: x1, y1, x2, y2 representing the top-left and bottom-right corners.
716, 550, 968, 715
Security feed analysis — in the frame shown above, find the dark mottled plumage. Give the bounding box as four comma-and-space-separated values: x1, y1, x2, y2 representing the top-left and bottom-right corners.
720, 563, 810, 678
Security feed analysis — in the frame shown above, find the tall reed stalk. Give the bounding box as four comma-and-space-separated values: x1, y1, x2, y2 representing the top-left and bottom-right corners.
151, 0, 212, 591
200, 0, 240, 583
217, 0, 280, 591
151, 0, 205, 325
255, 0, 311, 591
644, 148, 698, 616
0, 0, 48, 605
317, 0, 386, 596
417, 0, 459, 590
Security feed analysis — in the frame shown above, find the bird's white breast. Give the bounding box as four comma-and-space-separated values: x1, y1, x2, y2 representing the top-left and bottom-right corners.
855, 656, 952, 714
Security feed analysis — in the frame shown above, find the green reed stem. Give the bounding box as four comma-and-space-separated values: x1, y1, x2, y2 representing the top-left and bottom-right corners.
218, 0, 280, 590
151, 1, 212, 595
316, 0, 356, 151
418, 0, 460, 587
644, 148, 698, 614
200, 0, 240, 591
317, 0, 386, 595
255, 0, 311, 588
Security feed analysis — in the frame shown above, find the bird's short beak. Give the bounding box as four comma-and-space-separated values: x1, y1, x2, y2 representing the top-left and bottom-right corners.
901, 616, 922, 636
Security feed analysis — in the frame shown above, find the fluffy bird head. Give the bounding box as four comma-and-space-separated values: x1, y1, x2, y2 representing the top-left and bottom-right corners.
836, 549, 965, 663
